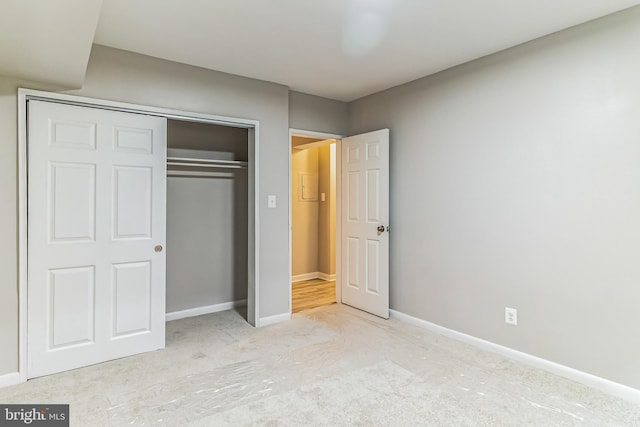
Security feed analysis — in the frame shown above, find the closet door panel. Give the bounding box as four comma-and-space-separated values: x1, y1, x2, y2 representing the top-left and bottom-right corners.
112, 166, 153, 240
28, 100, 167, 379
113, 127, 154, 154
112, 262, 152, 337
49, 119, 97, 150
48, 266, 95, 349
49, 162, 96, 243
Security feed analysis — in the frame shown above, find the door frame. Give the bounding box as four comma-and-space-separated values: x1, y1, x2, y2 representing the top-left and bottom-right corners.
18, 88, 261, 382
288, 128, 344, 315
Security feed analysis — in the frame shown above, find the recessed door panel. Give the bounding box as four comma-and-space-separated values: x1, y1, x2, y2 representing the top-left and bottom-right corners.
366, 240, 379, 295
366, 142, 380, 160
50, 120, 96, 150
49, 162, 96, 243
112, 262, 152, 337
348, 144, 360, 164
348, 172, 360, 221
366, 169, 380, 223
114, 127, 154, 154
48, 267, 95, 349
113, 166, 152, 240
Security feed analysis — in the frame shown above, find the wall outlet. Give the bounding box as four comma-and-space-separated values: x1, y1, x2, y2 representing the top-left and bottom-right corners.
505, 307, 518, 326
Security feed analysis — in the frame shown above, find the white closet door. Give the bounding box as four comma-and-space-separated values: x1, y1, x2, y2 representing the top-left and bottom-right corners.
27, 100, 167, 378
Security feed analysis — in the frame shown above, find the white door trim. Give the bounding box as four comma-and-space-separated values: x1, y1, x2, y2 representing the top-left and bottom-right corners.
18, 88, 261, 382
289, 129, 344, 315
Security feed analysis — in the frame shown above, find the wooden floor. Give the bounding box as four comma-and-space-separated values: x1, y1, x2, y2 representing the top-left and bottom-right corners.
292, 279, 336, 313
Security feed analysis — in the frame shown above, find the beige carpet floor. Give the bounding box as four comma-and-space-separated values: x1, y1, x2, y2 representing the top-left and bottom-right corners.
0, 304, 638, 426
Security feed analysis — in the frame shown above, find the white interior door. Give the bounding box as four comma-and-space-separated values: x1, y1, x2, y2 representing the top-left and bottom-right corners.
341, 129, 389, 318
27, 100, 167, 378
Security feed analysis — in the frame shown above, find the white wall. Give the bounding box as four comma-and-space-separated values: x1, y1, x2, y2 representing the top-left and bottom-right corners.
349, 7, 640, 389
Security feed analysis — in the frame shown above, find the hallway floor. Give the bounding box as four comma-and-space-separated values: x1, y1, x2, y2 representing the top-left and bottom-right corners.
1, 304, 638, 426
291, 278, 336, 313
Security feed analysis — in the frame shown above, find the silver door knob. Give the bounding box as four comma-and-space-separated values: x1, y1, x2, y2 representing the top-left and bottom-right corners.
377, 225, 385, 234
154, 245, 163, 253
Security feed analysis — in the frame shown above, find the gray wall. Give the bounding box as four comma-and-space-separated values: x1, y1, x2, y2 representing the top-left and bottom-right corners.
349, 8, 640, 389
289, 91, 348, 136
167, 174, 248, 310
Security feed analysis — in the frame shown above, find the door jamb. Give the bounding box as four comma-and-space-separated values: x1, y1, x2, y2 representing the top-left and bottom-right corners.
18, 88, 261, 382
288, 128, 343, 315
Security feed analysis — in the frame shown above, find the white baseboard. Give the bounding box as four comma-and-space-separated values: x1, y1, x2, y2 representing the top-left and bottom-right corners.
166, 300, 247, 322
390, 309, 640, 404
292, 272, 320, 282
317, 272, 336, 281
292, 272, 335, 282
258, 312, 291, 328
0, 372, 20, 388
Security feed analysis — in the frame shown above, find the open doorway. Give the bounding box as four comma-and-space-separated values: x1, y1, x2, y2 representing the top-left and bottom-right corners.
165, 119, 249, 321
290, 133, 338, 313
288, 128, 390, 319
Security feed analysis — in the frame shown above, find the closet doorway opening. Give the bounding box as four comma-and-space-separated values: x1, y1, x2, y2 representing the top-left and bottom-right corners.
166, 119, 250, 322
290, 131, 341, 313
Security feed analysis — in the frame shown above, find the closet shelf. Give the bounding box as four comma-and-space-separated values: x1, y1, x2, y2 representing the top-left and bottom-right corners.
167, 156, 248, 169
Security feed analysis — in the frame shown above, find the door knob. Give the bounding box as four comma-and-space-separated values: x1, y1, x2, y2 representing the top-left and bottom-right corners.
154, 245, 163, 253
377, 225, 385, 235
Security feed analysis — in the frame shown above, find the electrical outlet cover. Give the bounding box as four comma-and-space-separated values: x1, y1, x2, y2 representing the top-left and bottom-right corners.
505, 307, 518, 326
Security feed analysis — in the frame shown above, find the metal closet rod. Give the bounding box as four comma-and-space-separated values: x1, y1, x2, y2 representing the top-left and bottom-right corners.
167, 170, 234, 178
166, 156, 248, 169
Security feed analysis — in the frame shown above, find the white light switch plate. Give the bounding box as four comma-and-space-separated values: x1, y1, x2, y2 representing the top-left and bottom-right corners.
268, 195, 277, 208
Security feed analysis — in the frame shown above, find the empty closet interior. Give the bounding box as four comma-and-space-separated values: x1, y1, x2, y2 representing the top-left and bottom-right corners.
166, 119, 248, 318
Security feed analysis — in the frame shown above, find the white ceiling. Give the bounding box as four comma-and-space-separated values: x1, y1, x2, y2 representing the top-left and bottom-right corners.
3, 1, 640, 101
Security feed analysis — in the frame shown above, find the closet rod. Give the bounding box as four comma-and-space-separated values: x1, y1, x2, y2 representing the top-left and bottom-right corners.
167, 156, 248, 167
167, 170, 234, 178
167, 161, 246, 169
